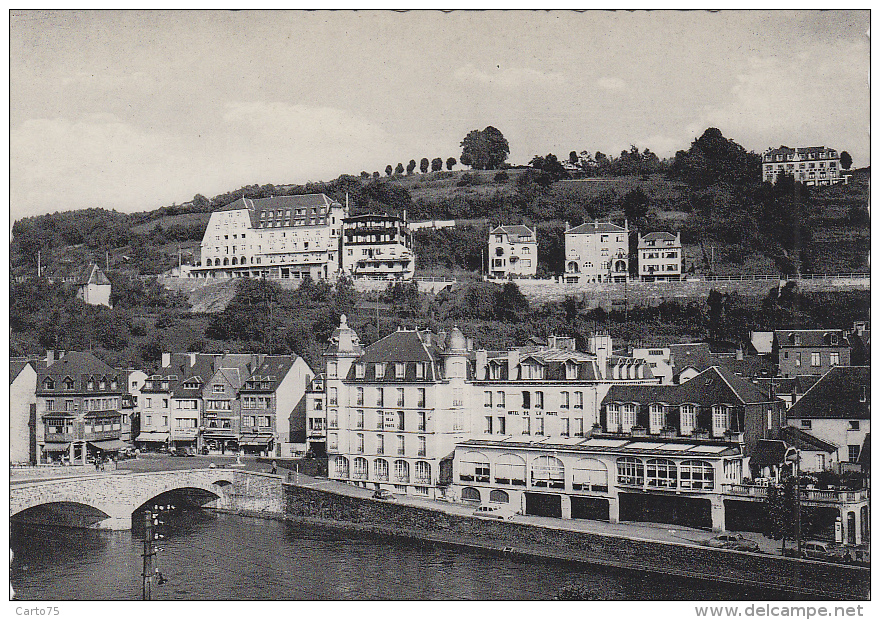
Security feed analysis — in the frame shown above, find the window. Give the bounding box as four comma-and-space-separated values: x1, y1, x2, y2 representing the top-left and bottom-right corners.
418, 411, 426, 432
417, 388, 425, 408
418, 436, 426, 457
680, 404, 696, 435
329, 387, 338, 406
355, 363, 365, 379
535, 418, 544, 436
574, 391, 583, 409
848, 445, 860, 463
494, 453, 526, 485
560, 392, 570, 409
328, 409, 338, 428
415, 460, 431, 483
397, 388, 405, 407
484, 391, 493, 408
394, 459, 410, 483
375, 363, 386, 379
617, 457, 644, 486
376, 434, 384, 455
712, 405, 730, 436
397, 435, 405, 455
356, 387, 364, 406
534, 391, 544, 409
650, 404, 666, 432
830, 352, 840, 366
679, 460, 714, 490
395, 362, 406, 379
561, 418, 570, 436
328, 362, 338, 378
572, 458, 608, 492
376, 387, 384, 407
334, 456, 349, 478
646, 459, 677, 488
489, 489, 510, 503
145, 415, 152, 426
356, 434, 364, 453
811, 352, 821, 367
621, 404, 637, 432
860, 386, 867, 402
566, 363, 578, 380
574, 418, 584, 437
45, 399, 55, 411
496, 391, 505, 408
461, 451, 490, 482
848, 420, 860, 431
484, 416, 493, 434
800, 419, 812, 429
522, 417, 531, 435
415, 362, 425, 379
356, 410, 364, 429
795, 352, 802, 367
461, 487, 481, 503
531, 456, 564, 489
521, 391, 531, 409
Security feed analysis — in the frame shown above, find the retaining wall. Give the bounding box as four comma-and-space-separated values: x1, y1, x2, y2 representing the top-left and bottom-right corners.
282, 483, 869, 600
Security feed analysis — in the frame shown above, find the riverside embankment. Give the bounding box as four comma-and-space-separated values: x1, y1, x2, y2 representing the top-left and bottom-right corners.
262, 481, 869, 600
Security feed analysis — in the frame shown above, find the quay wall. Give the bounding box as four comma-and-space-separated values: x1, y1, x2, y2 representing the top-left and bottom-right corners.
281, 483, 869, 600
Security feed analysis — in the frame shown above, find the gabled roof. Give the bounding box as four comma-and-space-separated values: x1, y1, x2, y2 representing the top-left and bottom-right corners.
41, 351, 118, 380
10, 359, 38, 384
750, 439, 788, 468
786, 366, 870, 420
774, 329, 849, 349
566, 221, 627, 235
715, 354, 775, 380
490, 225, 535, 241
603, 366, 772, 407
356, 329, 438, 364
780, 426, 837, 454
242, 356, 298, 392
670, 342, 715, 376
637, 232, 678, 248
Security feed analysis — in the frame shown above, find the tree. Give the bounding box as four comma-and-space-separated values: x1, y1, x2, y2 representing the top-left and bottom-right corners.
446, 157, 456, 170
459, 126, 510, 170
420, 158, 429, 174
621, 188, 651, 230
406, 159, 417, 175
569, 151, 579, 165
431, 157, 443, 172
360, 171, 370, 179
395, 162, 404, 175
373, 171, 380, 178
840, 151, 852, 170
529, 153, 569, 182
670, 127, 761, 188
385, 165, 393, 176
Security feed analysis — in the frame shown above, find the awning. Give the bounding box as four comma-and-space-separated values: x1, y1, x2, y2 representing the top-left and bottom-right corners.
85, 410, 121, 418
88, 439, 128, 451
44, 442, 70, 452
42, 411, 75, 419
136, 432, 169, 443
239, 435, 273, 446
203, 431, 237, 438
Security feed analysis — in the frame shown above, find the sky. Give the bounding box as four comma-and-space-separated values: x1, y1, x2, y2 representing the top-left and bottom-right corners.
8, 10, 871, 222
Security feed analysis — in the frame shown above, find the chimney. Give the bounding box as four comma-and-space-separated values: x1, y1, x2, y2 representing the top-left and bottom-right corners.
46, 350, 54, 365
466, 337, 474, 351
475, 350, 488, 380
565, 221, 571, 231
161, 352, 171, 368
507, 349, 520, 380
189, 352, 197, 367
736, 347, 744, 361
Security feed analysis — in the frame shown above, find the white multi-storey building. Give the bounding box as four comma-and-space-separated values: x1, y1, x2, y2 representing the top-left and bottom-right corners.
341, 213, 415, 280
762, 146, 846, 186
191, 194, 346, 280
564, 221, 629, 283
637, 232, 682, 282
488, 225, 538, 279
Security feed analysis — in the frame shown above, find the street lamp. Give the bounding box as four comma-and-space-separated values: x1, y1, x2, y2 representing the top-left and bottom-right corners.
785, 446, 802, 557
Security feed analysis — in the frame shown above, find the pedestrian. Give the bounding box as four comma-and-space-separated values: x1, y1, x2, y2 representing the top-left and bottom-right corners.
94, 457, 100, 472
271, 460, 278, 475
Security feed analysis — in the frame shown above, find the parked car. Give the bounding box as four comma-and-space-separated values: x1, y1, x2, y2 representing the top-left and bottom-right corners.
372, 489, 396, 501
472, 505, 515, 521
117, 447, 136, 460
171, 447, 194, 457
702, 534, 761, 552
802, 541, 852, 563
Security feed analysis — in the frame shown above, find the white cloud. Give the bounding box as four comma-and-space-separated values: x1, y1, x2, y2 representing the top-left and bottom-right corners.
596, 77, 626, 90
454, 63, 565, 89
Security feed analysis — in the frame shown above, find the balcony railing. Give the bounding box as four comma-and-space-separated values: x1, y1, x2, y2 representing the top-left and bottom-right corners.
375, 473, 389, 482
394, 475, 410, 483
723, 484, 869, 503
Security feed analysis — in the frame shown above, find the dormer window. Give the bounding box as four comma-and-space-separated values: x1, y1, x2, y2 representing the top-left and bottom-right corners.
98, 378, 106, 390
827, 333, 839, 346
415, 362, 425, 379
43, 378, 55, 390
87, 378, 95, 391
375, 363, 386, 379
110, 378, 118, 390
355, 363, 365, 379
395, 362, 406, 379
63, 377, 75, 390
565, 362, 579, 380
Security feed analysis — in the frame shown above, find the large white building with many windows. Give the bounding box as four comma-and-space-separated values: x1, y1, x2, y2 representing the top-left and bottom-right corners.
488, 225, 538, 279
762, 146, 846, 186
191, 194, 346, 280
564, 221, 629, 283
341, 213, 415, 280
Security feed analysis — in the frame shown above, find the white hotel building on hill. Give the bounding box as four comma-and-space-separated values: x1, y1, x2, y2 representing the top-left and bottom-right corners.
761, 146, 846, 186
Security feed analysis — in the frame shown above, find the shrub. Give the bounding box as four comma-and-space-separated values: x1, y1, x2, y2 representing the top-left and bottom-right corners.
493, 170, 509, 183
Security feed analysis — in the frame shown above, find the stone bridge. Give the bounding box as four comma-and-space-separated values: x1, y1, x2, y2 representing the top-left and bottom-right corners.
10, 468, 283, 530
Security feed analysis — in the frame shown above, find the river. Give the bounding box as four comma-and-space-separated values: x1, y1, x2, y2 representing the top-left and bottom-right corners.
11, 508, 802, 601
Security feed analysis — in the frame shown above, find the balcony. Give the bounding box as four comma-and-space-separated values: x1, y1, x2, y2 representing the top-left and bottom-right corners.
45, 432, 76, 443
394, 475, 410, 484
723, 484, 869, 504
494, 477, 527, 487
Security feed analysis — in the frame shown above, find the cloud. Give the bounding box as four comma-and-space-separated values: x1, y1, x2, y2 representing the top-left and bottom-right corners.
689, 40, 869, 162
596, 77, 626, 90
454, 63, 565, 89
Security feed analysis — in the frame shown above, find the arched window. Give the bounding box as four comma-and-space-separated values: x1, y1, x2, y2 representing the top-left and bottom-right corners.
206, 258, 213, 267
567, 261, 579, 273
223, 258, 229, 266
573, 458, 608, 492
353, 457, 368, 480
617, 457, 644, 486
460, 451, 490, 483
614, 259, 627, 272
461, 487, 481, 503
680, 460, 714, 490
231, 257, 238, 265
240, 257, 247, 265
394, 459, 410, 483
646, 458, 677, 488
334, 456, 349, 478
494, 453, 526, 486
373, 458, 389, 481
680, 404, 697, 435
414, 461, 431, 484
489, 489, 510, 503
531, 455, 565, 489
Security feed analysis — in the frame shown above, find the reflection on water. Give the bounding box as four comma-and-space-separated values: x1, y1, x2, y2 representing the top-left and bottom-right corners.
12, 509, 798, 601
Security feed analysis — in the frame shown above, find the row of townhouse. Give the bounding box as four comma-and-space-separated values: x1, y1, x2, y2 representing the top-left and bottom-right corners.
189, 194, 415, 281
489, 222, 683, 282
10, 349, 314, 465
311, 317, 798, 533
137, 352, 313, 456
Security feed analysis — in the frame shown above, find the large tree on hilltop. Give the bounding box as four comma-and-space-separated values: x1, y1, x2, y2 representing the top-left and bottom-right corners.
420, 158, 430, 174
840, 151, 853, 170
460, 126, 510, 170
446, 157, 457, 170
670, 127, 761, 187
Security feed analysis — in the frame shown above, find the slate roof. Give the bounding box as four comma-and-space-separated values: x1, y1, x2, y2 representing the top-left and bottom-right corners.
780, 426, 837, 453
774, 329, 849, 349
44, 263, 110, 286
241, 356, 297, 392
566, 221, 627, 235
37, 352, 121, 394
786, 366, 870, 420
221, 194, 340, 228
347, 329, 441, 382
750, 331, 774, 355
490, 225, 536, 241
670, 343, 715, 375
637, 232, 678, 248
602, 366, 773, 406
459, 435, 741, 458
765, 146, 834, 158
715, 354, 775, 379
750, 439, 788, 467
